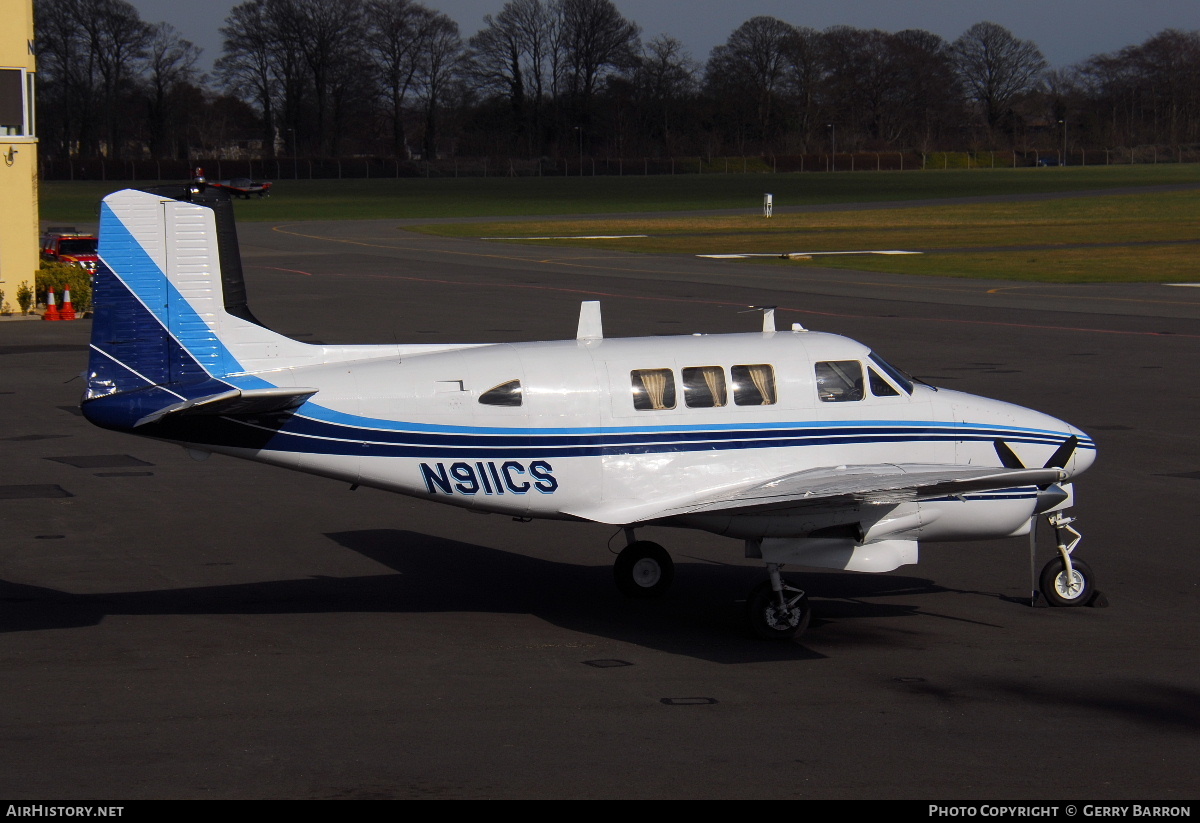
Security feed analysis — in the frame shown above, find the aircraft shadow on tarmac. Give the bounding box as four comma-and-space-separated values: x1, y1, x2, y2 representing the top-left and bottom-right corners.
0, 529, 981, 662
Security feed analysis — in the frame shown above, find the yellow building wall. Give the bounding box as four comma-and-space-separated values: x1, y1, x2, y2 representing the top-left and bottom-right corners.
0, 0, 38, 315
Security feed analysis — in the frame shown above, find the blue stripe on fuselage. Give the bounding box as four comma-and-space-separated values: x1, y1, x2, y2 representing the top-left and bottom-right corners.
151, 412, 1094, 462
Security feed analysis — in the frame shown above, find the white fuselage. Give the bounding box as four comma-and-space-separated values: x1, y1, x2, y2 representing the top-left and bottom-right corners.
205, 329, 1092, 543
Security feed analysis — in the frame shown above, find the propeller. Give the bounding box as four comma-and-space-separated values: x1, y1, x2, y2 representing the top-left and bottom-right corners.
994, 435, 1077, 471
995, 434, 1079, 608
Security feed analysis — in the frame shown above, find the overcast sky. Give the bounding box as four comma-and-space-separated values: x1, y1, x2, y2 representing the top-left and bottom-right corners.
125, 0, 1200, 75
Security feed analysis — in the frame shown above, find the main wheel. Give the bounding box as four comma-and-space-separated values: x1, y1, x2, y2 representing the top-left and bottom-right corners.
747, 580, 811, 640
1039, 556, 1095, 607
614, 541, 674, 598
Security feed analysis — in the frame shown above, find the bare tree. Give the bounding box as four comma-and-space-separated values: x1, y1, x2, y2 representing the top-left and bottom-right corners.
821, 26, 903, 146
415, 10, 462, 159
778, 25, 823, 150
952, 21, 1047, 131
285, 0, 369, 156
36, 0, 151, 158
705, 16, 798, 149
466, 0, 556, 152
1128, 29, 1200, 145
630, 34, 697, 154
216, 0, 279, 155
35, 0, 100, 157
364, 0, 437, 159
90, 0, 151, 158
553, 0, 640, 135
142, 23, 202, 158
887, 29, 962, 150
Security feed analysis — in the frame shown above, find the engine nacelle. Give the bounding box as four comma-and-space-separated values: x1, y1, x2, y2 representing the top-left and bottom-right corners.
760, 537, 918, 572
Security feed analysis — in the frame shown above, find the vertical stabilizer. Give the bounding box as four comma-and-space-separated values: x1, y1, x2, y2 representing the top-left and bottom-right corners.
85, 188, 316, 415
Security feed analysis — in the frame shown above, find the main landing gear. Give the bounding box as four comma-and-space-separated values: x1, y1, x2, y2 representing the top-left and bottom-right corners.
613, 531, 811, 640
613, 539, 674, 598
746, 564, 811, 640
1033, 512, 1105, 608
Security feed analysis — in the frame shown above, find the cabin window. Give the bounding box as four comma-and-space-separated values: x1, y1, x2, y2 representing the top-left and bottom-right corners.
478, 379, 523, 407
732, 364, 776, 405
631, 369, 676, 410
682, 366, 727, 408
869, 368, 900, 397
815, 361, 863, 402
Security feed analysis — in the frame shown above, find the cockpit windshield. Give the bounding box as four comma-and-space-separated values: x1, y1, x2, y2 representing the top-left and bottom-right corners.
868, 352, 916, 393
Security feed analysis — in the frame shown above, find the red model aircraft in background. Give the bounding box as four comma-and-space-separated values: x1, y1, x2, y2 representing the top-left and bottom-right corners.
192, 167, 272, 199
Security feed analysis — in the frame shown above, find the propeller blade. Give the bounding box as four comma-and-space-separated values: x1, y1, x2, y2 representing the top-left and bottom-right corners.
1043, 435, 1079, 469
993, 439, 1025, 469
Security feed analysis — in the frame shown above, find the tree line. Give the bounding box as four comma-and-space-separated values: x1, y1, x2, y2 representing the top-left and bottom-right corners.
33, 0, 1200, 165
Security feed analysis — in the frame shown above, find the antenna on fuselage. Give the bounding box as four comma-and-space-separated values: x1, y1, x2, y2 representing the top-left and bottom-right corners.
577, 301, 603, 340
745, 305, 777, 332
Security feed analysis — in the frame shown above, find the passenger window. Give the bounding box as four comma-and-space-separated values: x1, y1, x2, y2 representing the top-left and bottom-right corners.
815, 361, 863, 402
868, 368, 900, 397
732, 364, 776, 405
631, 369, 676, 410
682, 366, 727, 408
478, 379, 522, 407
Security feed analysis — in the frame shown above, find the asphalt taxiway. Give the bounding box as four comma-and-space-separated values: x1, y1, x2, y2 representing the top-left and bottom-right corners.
1, 210, 1198, 799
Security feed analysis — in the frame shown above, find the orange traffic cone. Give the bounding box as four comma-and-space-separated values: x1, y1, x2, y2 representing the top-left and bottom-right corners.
43, 289, 61, 321
59, 288, 76, 321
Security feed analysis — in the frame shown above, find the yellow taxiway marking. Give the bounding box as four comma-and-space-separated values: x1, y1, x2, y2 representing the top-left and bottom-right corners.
482, 234, 649, 240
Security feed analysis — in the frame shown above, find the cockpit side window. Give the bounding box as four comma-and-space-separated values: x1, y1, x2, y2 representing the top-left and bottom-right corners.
815, 360, 863, 402
682, 366, 727, 408
732, 364, 777, 405
631, 368, 676, 410
868, 368, 900, 397
868, 352, 913, 394
479, 379, 523, 407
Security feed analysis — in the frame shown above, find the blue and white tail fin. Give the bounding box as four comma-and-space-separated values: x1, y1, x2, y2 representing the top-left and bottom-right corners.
83, 187, 320, 429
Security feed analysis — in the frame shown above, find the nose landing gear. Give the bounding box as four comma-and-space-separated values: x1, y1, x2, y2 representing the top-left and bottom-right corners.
1032, 512, 1106, 608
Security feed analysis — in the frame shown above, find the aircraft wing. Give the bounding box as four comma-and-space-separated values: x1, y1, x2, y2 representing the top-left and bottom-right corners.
134, 387, 318, 427
564, 463, 1065, 525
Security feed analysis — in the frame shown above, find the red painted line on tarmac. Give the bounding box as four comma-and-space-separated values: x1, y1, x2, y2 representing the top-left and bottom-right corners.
246, 266, 1200, 339
250, 265, 314, 276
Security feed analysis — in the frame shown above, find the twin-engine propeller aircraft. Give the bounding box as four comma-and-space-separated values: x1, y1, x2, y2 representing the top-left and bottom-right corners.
82, 185, 1099, 640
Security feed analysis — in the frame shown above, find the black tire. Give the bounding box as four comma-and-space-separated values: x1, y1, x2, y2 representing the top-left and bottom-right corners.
613, 541, 673, 598
747, 580, 811, 640
1039, 557, 1095, 607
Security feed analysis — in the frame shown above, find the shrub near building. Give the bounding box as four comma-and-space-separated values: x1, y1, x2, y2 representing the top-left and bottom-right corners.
37, 261, 93, 315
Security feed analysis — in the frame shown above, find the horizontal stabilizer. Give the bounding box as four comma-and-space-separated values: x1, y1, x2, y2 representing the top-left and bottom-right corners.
134, 387, 318, 427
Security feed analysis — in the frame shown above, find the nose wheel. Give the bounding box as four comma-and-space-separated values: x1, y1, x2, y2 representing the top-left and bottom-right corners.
1039, 556, 1095, 607
1032, 512, 1105, 608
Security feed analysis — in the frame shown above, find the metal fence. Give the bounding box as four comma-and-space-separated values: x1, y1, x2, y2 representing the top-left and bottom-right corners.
37, 146, 1200, 182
